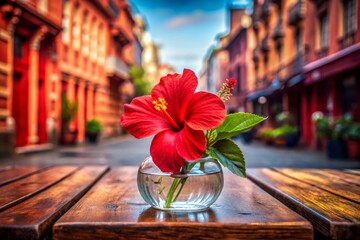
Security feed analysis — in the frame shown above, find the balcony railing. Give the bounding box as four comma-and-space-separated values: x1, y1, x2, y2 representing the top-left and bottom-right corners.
252, 7, 260, 31
309, 0, 326, 7
111, 24, 130, 47
338, 31, 356, 50
272, 21, 285, 41
280, 54, 306, 80
316, 47, 328, 59
260, 0, 270, 22
261, 35, 270, 53
252, 47, 260, 63
105, 56, 129, 80
288, 0, 305, 26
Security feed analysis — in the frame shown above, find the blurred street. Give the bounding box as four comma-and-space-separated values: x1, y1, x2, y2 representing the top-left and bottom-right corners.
1, 0, 360, 172
1, 136, 360, 169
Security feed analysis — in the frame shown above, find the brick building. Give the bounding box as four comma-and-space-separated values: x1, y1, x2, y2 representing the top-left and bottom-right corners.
0, 0, 140, 154
223, 8, 254, 112
0, 0, 63, 153
246, 0, 360, 147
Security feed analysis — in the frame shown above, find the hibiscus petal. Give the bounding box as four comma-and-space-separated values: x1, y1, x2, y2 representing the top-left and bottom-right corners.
121, 95, 171, 138
151, 69, 198, 124
150, 130, 185, 173
186, 92, 226, 130
176, 124, 206, 161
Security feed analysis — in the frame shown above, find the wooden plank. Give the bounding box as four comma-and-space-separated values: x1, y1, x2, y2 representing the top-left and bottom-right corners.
0, 166, 50, 186
248, 169, 360, 240
0, 165, 108, 240
0, 166, 12, 173
0, 166, 79, 211
321, 169, 360, 187
274, 169, 360, 203
54, 167, 313, 240
344, 169, 360, 176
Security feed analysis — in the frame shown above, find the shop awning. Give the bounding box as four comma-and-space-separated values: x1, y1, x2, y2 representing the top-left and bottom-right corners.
287, 73, 304, 87
303, 43, 360, 85
246, 81, 282, 101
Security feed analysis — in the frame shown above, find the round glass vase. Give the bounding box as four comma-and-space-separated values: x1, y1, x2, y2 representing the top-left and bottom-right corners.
137, 156, 224, 211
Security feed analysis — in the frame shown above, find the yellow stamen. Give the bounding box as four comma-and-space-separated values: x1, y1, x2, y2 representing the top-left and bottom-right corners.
152, 97, 168, 111
152, 97, 181, 130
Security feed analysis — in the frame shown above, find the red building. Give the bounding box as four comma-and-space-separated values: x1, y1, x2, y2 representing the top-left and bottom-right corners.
0, 0, 140, 155
300, 0, 360, 147
246, 0, 360, 147
0, 0, 62, 152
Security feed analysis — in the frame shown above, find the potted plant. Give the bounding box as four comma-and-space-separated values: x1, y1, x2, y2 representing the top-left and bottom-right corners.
270, 125, 298, 147
315, 116, 348, 159
261, 128, 275, 145
85, 119, 102, 143
345, 122, 360, 159
61, 94, 78, 145
282, 125, 298, 147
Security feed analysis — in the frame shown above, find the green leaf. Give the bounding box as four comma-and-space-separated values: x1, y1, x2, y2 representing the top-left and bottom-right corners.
206, 129, 218, 147
213, 113, 266, 141
206, 139, 246, 177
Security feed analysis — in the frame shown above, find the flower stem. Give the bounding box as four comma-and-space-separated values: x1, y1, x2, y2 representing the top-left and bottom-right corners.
164, 177, 182, 208
173, 178, 187, 202
163, 160, 204, 208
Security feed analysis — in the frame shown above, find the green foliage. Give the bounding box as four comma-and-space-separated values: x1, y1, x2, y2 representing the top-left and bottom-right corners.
85, 119, 102, 134
275, 112, 293, 126
206, 112, 266, 177
129, 65, 151, 96
207, 113, 267, 145
346, 123, 360, 140
315, 116, 331, 139
207, 139, 246, 177
347, 123, 360, 140
61, 94, 78, 131
315, 115, 355, 141
271, 125, 298, 138
262, 128, 275, 139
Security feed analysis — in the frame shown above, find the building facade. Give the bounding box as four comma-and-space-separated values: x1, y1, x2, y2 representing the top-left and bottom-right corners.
0, 0, 140, 154
0, 0, 63, 152
246, 0, 360, 147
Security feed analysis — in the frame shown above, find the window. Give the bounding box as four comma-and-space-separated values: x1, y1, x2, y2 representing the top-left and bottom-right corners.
72, 4, 81, 50
90, 18, 98, 61
343, 0, 357, 35
341, 77, 357, 115
82, 11, 89, 56
236, 66, 241, 93
319, 14, 328, 48
97, 24, 106, 65
295, 29, 301, 54
62, 0, 70, 44
14, 35, 23, 58
38, 0, 47, 13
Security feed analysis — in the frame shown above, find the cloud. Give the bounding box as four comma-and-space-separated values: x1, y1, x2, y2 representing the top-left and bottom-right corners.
167, 53, 200, 61
166, 10, 221, 28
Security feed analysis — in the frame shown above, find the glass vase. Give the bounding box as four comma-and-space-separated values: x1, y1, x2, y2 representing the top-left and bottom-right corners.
137, 156, 223, 211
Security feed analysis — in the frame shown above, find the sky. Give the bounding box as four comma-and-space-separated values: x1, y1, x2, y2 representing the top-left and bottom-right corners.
130, 0, 232, 75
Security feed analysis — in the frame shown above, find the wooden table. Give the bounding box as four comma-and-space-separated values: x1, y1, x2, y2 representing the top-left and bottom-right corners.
248, 169, 360, 240
0, 166, 312, 240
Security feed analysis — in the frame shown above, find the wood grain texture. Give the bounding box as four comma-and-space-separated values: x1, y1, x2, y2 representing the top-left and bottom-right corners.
54, 167, 313, 240
274, 168, 360, 203
0, 166, 79, 211
0, 166, 13, 173
0, 166, 49, 186
248, 169, 360, 240
0, 166, 109, 240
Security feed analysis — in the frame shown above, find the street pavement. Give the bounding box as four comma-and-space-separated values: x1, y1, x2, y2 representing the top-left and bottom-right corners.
1, 135, 360, 169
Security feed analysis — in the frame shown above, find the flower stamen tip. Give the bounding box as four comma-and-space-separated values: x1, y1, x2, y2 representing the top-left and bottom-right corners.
153, 97, 168, 111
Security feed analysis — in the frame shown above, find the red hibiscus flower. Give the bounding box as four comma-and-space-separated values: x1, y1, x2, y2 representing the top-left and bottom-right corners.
121, 69, 226, 173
